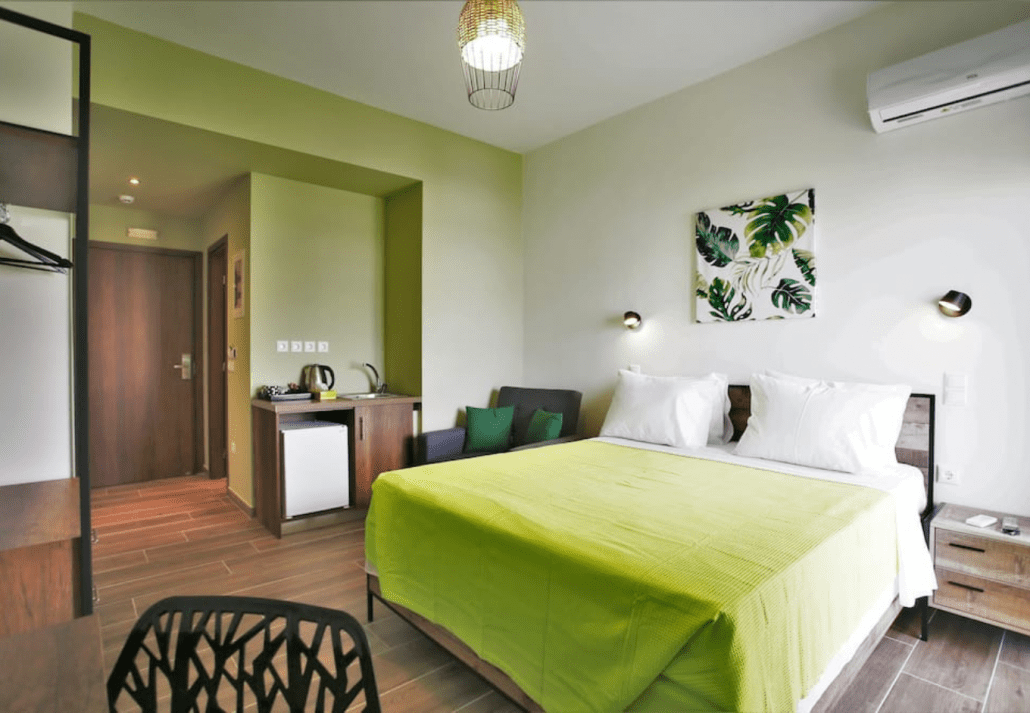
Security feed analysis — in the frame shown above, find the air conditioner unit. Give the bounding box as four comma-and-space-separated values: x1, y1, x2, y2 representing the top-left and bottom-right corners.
867, 19, 1030, 133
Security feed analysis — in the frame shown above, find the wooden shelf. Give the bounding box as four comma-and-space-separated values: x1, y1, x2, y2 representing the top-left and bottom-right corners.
0, 479, 82, 638
0, 479, 80, 551
0, 120, 78, 214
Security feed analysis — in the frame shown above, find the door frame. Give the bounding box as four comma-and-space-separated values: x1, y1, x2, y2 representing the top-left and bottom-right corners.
88, 241, 204, 475
207, 236, 228, 480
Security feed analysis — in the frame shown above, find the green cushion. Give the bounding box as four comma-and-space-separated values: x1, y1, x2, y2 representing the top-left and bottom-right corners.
465, 405, 514, 453
525, 409, 563, 444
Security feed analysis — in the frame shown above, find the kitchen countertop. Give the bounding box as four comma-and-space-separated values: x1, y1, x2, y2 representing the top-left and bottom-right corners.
252, 394, 421, 413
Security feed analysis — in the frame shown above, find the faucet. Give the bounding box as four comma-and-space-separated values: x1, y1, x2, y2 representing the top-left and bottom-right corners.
363, 363, 387, 394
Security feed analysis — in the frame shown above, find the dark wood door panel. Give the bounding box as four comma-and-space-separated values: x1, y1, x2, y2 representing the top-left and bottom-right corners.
89, 243, 200, 488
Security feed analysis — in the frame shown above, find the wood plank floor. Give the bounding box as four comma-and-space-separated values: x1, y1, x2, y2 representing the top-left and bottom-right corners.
93, 476, 1030, 713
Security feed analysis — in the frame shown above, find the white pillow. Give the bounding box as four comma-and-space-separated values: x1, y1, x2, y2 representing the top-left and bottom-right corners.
735, 372, 911, 473
600, 370, 713, 449
670, 372, 733, 444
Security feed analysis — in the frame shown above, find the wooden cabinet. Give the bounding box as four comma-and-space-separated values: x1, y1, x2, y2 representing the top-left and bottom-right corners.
0, 480, 82, 638
930, 503, 1030, 636
251, 396, 419, 536
352, 402, 414, 507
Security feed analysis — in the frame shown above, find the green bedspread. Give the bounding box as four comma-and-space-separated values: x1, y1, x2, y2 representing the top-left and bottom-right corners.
366, 440, 897, 712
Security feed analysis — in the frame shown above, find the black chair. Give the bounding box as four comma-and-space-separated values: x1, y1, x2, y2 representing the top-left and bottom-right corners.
418, 386, 582, 464
107, 595, 380, 713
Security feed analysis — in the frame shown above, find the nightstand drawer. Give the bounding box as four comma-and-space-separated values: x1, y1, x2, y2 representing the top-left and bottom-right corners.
935, 529, 1030, 588
934, 567, 1030, 633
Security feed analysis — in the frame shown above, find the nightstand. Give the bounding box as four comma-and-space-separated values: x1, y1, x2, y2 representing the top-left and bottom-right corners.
930, 503, 1030, 636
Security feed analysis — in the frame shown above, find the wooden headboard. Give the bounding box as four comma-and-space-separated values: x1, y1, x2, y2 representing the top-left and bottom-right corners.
726, 385, 936, 516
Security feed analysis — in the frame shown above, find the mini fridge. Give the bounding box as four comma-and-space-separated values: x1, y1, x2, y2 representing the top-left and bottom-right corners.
280, 422, 349, 518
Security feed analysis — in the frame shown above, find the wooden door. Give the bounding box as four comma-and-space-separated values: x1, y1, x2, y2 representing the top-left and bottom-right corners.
352, 403, 413, 507
207, 238, 228, 480
88, 243, 202, 488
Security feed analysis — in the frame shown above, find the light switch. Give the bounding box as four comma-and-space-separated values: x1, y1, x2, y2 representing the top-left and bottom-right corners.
317, 341, 329, 353
304, 341, 316, 353
943, 372, 968, 406
291, 341, 302, 353
276, 340, 288, 353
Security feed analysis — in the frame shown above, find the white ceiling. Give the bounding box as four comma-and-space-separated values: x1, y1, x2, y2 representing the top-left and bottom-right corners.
76, 1, 883, 154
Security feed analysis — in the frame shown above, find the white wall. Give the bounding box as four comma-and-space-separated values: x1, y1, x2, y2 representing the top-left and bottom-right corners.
0, 2, 75, 485
522, 2, 1030, 515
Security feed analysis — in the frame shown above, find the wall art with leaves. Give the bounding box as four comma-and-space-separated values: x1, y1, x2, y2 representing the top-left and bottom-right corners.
694, 188, 816, 323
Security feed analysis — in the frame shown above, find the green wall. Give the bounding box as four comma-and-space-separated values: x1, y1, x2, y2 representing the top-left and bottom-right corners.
200, 176, 251, 505
384, 183, 423, 397
250, 173, 385, 396
75, 13, 524, 505
90, 203, 204, 251
75, 13, 524, 431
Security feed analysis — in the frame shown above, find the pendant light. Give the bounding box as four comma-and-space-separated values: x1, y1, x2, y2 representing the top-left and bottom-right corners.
457, 0, 525, 110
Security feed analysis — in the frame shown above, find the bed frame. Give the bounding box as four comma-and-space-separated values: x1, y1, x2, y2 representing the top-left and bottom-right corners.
366, 388, 937, 713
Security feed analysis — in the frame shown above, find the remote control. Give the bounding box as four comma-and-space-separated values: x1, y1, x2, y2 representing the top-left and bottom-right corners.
1002, 516, 1020, 536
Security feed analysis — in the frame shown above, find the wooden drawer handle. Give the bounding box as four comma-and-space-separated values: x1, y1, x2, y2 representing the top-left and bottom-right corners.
947, 580, 985, 593
948, 543, 986, 553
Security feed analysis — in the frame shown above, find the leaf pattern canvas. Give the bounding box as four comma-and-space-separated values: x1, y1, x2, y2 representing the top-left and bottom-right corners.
695, 188, 816, 323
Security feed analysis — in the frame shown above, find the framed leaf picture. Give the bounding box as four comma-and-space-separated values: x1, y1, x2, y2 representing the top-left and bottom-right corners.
694, 188, 816, 323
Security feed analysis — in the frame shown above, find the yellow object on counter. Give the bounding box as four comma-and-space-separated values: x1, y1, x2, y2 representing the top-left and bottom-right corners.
312, 390, 337, 401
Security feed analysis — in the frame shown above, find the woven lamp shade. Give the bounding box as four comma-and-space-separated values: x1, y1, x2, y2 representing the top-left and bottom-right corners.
457, 0, 525, 110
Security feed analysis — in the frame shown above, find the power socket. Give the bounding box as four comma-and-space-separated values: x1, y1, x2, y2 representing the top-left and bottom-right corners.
937, 465, 961, 485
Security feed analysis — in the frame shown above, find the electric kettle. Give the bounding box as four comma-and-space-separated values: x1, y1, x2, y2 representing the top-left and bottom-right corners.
302, 364, 335, 392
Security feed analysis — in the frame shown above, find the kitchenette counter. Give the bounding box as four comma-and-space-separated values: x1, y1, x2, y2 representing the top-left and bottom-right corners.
251, 393, 421, 537
252, 393, 421, 414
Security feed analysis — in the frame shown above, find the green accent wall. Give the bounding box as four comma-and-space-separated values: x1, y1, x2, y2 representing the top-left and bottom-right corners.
75, 13, 523, 505
90, 204, 204, 251
250, 173, 385, 396
385, 183, 423, 397
200, 176, 251, 505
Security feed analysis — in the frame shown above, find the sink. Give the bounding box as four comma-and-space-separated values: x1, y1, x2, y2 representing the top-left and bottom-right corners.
340, 392, 400, 400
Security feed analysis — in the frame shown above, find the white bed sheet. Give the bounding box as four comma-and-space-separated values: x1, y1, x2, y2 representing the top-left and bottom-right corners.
594, 436, 937, 608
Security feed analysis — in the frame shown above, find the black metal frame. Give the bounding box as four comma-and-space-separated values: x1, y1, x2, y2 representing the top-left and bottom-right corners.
107, 595, 381, 712
0, 6, 92, 616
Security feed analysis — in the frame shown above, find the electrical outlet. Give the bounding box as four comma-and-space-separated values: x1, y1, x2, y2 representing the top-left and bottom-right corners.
317, 341, 329, 353
304, 341, 316, 352
937, 465, 961, 485
291, 341, 302, 352
276, 340, 288, 353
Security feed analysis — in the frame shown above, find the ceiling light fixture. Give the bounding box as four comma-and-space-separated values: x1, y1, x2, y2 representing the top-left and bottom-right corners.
457, 0, 525, 111
623, 311, 642, 330
128, 177, 140, 186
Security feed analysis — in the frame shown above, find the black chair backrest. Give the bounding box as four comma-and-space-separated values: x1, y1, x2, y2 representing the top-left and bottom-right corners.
497, 386, 582, 446
107, 595, 380, 713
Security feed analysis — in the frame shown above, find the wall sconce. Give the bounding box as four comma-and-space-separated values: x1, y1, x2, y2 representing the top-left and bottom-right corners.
938, 290, 972, 317
623, 311, 642, 330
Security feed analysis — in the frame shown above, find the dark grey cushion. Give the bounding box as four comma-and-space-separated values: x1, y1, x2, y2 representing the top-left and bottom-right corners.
498, 386, 581, 447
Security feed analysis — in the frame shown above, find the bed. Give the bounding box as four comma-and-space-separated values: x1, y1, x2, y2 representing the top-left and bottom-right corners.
365, 383, 937, 712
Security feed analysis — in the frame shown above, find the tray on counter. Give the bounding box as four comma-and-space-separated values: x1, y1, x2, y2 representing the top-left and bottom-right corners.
268, 392, 313, 402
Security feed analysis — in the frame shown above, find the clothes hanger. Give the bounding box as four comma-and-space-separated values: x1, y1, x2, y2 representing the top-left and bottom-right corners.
0, 203, 73, 273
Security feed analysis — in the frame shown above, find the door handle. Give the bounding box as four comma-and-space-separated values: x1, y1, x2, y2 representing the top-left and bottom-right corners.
173, 353, 193, 380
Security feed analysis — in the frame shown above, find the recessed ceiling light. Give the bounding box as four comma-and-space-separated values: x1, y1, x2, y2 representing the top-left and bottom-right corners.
128, 177, 140, 186
119, 195, 135, 204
